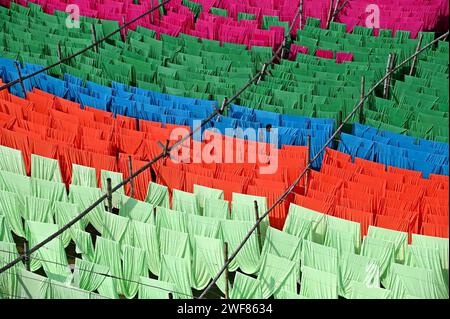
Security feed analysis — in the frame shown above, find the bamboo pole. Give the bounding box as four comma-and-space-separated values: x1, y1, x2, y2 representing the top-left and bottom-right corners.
325, 0, 334, 29
330, 0, 340, 23
224, 242, 229, 299
299, 0, 304, 30
383, 54, 394, 98
409, 34, 424, 76
91, 24, 98, 53
128, 156, 135, 198
13, 62, 27, 98
305, 135, 311, 195
106, 178, 113, 213
254, 201, 262, 248
360, 76, 365, 124
23, 241, 30, 271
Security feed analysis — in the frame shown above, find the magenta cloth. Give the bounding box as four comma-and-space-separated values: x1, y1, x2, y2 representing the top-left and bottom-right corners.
316, 49, 334, 59
289, 44, 309, 61
335, 52, 354, 64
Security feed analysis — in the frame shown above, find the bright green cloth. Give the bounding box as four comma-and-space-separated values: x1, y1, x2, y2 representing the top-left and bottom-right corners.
156, 206, 188, 233
324, 215, 361, 254
286, 203, 326, 244
258, 253, 297, 298
16, 269, 50, 299
94, 236, 123, 296
139, 277, 174, 299
0, 190, 25, 237
349, 281, 391, 299
122, 245, 147, 299
230, 271, 263, 299
24, 195, 53, 223
193, 184, 224, 211
172, 189, 200, 215
220, 220, 261, 274
300, 266, 338, 299
302, 240, 339, 275
68, 185, 104, 231
72, 229, 95, 262
0, 170, 31, 208
71, 164, 97, 188
0, 216, 14, 243
31, 178, 67, 203
119, 195, 154, 224
101, 170, 124, 209
411, 234, 449, 276
53, 201, 85, 248
145, 182, 170, 208
361, 236, 395, 286
0, 241, 24, 298
159, 254, 193, 299
367, 226, 408, 264
31, 154, 62, 183
73, 258, 110, 293
0, 145, 26, 175
132, 220, 160, 276
204, 198, 230, 219
25, 220, 70, 281
338, 252, 380, 298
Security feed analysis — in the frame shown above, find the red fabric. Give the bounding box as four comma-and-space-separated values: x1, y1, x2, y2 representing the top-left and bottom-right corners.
118, 154, 152, 201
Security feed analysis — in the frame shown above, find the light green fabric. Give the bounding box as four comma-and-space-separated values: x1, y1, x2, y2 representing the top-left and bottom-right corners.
31, 154, 62, 183
156, 206, 188, 233
388, 263, 448, 299
0, 145, 26, 175
204, 198, 230, 219
48, 281, 92, 299
230, 271, 263, 299
121, 245, 147, 299
0, 241, 24, 298
283, 204, 313, 240
192, 235, 226, 292
258, 253, 297, 298
25, 220, 70, 281
100, 212, 129, 245
300, 266, 338, 299
286, 204, 326, 244
159, 254, 193, 299
160, 227, 190, 259
31, 178, 67, 203
145, 182, 170, 208
0, 190, 25, 237
0, 170, 31, 207
101, 170, 124, 209
231, 193, 269, 242
349, 281, 391, 299
361, 236, 395, 285
187, 214, 221, 240
139, 277, 174, 299
411, 234, 449, 276
172, 189, 200, 215
324, 215, 361, 254
338, 252, 380, 298
193, 184, 224, 211
71, 164, 97, 188
72, 229, 95, 262
53, 201, 85, 248
93, 236, 123, 295
0, 216, 14, 243
24, 195, 53, 223
73, 258, 110, 293
221, 220, 261, 274
16, 269, 50, 299
119, 195, 154, 224
68, 185, 104, 231
260, 226, 302, 278
367, 226, 408, 263
302, 240, 339, 275
133, 221, 160, 276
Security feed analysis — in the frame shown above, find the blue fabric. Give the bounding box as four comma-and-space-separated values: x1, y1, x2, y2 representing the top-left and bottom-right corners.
254, 109, 281, 127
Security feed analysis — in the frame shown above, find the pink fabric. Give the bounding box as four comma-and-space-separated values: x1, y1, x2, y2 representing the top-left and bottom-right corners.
335, 52, 354, 64
289, 44, 309, 61
316, 49, 334, 59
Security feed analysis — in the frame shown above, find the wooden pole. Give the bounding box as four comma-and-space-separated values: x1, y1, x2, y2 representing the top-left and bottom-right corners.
223, 242, 229, 299
57, 43, 62, 61
128, 155, 135, 198
360, 76, 365, 124
91, 24, 98, 53
330, 0, 340, 23
23, 241, 30, 271
168, 292, 173, 299
299, 0, 304, 30
153, 206, 157, 223
325, 0, 334, 29
254, 200, 262, 248
409, 34, 423, 76
383, 53, 394, 99
106, 178, 113, 213
14, 62, 27, 98
305, 135, 311, 195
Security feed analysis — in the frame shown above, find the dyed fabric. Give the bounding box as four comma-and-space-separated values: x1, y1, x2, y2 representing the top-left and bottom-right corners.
68, 185, 104, 232
230, 271, 263, 299
258, 253, 297, 298
133, 221, 160, 276
204, 198, 230, 219
160, 227, 190, 259
193, 184, 224, 212
349, 282, 391, 299
221, 220, 261, 275
31, 178, 67, 203
367, 226, 408, 264
72, 229, 95, 262
361, 236, 396, 285
282, 205, 313, 240
286, 204, 326, 244
24, 196, 53, 223
0, 170, 31, 207
73, 258, 110, 293
0, 241, 24, 298
159, 254, 193, 299
31, 154, 62, 183
187, 214, 221, 240
231, 193, 269, 241
338, 252, 380, 298
119, 195, 154, 223
16, 269, 50, 299
145, 182, 170, 208
101, 170, 124, 209
71, 164, 97, 188
0, 145, 26, 175
93, 237, 123, 295
300, 266, 338, 299
25, 221, 70, 281
302, 240, 339, 275
139, 277, 174, 299
0, 190, 25, 237
172, 189, 200, 215
193, 235, 226, 292
0, 216, 13, 243
122, 245, 147, 299
156, 207, 188, 233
